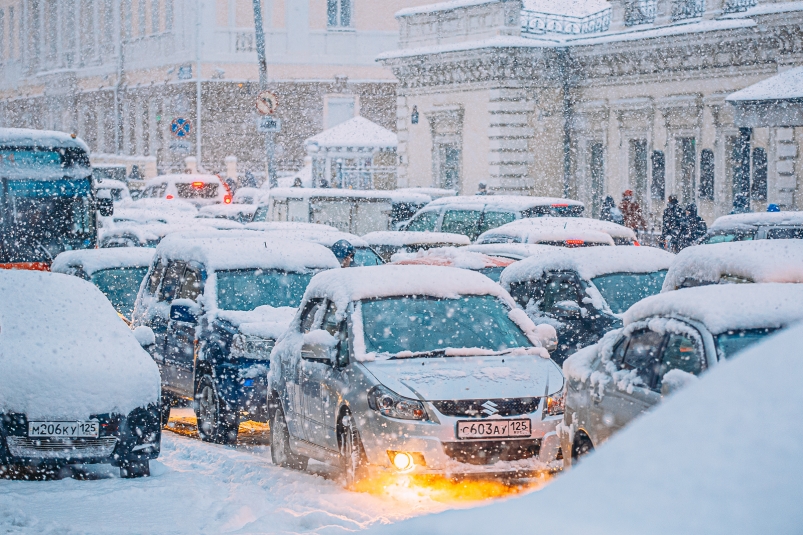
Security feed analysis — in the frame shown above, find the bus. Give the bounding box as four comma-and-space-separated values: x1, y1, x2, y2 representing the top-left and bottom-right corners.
0, 128, 111, 270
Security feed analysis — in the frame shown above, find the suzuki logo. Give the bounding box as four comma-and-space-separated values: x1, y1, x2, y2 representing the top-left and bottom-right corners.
481, 400, 499, 416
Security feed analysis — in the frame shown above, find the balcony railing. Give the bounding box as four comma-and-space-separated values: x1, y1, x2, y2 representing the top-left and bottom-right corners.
625, 0, 657, 26
723, 0, 756, 13
521, 7, 611, 36
672, 0, 705, 21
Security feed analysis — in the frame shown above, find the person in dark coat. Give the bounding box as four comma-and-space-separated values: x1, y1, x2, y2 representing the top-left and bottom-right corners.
661, 195, 684, 253
600, 196, 624, 225
678, 203, 707, 250
619, 190, 647, 231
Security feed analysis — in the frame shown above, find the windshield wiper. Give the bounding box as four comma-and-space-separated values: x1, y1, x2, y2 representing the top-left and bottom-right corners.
388, 349, 448, 360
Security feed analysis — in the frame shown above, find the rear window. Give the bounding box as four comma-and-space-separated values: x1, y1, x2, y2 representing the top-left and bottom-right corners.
441, 210, 483, 240
176, 182, 218, 199
716, 328, 777, 360
703, 231, 755, 244
406, 210, 439, 232
766, 227, 803, 240
480, 211, 517, 234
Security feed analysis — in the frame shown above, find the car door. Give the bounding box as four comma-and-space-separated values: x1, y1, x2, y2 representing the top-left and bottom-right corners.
157, 260, 187, 394
165, 263, 204, 396
284, 299, 325, 440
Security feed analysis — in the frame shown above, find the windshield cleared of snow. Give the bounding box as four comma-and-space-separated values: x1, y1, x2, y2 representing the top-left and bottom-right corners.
591, 271, 667, 314
90, 267, 149, 318
216, 269, 314, 311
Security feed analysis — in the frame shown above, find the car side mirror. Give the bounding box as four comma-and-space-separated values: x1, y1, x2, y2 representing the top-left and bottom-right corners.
660, 370, 698, 397
170, 303, 198, 324
553, 301, 582, 319
133, 326, 156, 349
96, 192, 114, 217
302, 329, 337, 364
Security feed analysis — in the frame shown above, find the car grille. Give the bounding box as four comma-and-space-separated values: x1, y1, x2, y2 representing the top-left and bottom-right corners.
443, 439, 541, 465
6, 437, 118, 459
432, 398, 540, 418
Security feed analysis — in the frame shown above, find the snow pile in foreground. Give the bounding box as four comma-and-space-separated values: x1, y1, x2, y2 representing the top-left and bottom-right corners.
367, 321, 803, 535
0, 271, 160, 419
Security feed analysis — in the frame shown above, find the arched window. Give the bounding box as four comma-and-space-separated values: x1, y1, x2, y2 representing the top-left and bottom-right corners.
327, 0, 352, 28
751, 147, 768, 201
699, 149, 714, 200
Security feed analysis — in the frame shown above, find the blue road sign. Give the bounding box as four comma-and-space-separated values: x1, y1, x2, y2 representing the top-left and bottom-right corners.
171, 117, 192, 138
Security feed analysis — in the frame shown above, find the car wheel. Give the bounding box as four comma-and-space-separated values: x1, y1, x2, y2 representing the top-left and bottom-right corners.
195, 376, 239, 445
339, 413, 368, 488
160, 391, 172, 428
270, 404, 308, 470
572, 432, 594, 463
119, 460, 150, 478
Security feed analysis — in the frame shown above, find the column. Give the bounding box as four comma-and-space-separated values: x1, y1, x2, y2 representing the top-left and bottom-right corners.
733, 127, 751, 212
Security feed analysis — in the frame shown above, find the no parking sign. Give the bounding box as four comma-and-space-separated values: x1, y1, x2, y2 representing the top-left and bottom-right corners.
171, 117, 192, 138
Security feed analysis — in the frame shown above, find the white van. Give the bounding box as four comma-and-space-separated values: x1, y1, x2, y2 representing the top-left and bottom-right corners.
140, 174, 231, 207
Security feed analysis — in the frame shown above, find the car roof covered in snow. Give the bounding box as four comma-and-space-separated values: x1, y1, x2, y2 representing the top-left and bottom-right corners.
155, 234, 339, 272
662, 240, 803, 291
426, 195, 584, 212
464, 243, 561, 260
709, 210, 803, 230
393, 187, 457, 200
243, 225, 370, 247
478, 217, 635, 243
304, 265, 515, 312
362, 231, 471, 247
198, 204, 258, 217
244, 221, 339, 233
145, 174, 223, 185
118, 198, 199, 214
369, 320, 803, 535
263, 187, 426, 204
501, 246, 674, 287
52, 247, 155, 276
625, 283, 803, 334
391, 247, 516, 270
0, 270, 160, 419
0, 127, 90, 152
479, 227, 615, 246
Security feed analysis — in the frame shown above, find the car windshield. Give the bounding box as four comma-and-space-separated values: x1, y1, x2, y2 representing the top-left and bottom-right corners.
716, 328, 777, 359
591, 271, 667, 314
766, 227, 803, 239
360, 295, 531, 356
216, 269, 314, 311
90, 267, 149, 319
703, 231, 755, 244
477, 266, 505, 282
353, 247, 383, 266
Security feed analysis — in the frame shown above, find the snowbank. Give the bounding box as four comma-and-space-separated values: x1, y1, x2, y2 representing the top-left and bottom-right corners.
367, 320, 803, 535
52, 247, 155, 277
363, 231, 470, 247
663, 240, 803, 290
0, 271, 160, 419
625, 283, 803, 335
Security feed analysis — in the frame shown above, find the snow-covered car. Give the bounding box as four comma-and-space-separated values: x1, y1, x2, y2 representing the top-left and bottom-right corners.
231, 187, 266, 205
362, 231, 471, 262
51, 247, 155, 323
94, 178, 132, 203
197, 203, 258, 224
139, 174, 232, 207
402, 196, 585, 241
701, 211, 803, 244
476, 217, 637, 246
0, 270, 161, 478
501, 247, 674, 363
559, 283, 803, 469
465, 243, 561, 260
390, 247, 517, 282
662, 240, 803, 291
268, 266, 562, 485
132, 234, 339, 444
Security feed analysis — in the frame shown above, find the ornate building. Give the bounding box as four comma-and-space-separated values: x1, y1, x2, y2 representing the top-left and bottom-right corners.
380, 0, 803, 223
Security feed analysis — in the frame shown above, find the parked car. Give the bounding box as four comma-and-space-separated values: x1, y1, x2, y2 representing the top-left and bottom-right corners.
402, 196, 585, 241
390, 247, 517, 282
559, 283, 803, 468
94, 178, 132, 204
702, 211, 803, 244
662, 240, 803, 291
501, 247, 674, 364
0, 270, 161, 478
476, 217, 637, 246
51, 247, 155, 323
465, 243, 561, 260
131, 234, 340, 444
139, 174, 232, 207
198, 203, 258, 224
362, 231, 471, 262
231, 187, 266, 205
268, 265, 562, 485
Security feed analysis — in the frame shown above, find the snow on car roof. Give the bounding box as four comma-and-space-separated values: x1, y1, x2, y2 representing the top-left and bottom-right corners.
391, 247, 516, 270
501, 246, 674, 287
625, 283, 803, 334
464, 243, 560, 260
198, 204, 258, 217
0, 270, 160, 419
479, 227, 615, 246
95, 178, 128, 190
245, 221, 339, 233
0, 127, 90, 152
304, 265, 515, 312
393, 187, 457, 199
118, 198, 199, 214
428, 195, 584, 211
247, 228, 370, 248
362, 231, 470, 247
145, 174, 222, 185
662, 240, 803, 291
709, 210, 803, 230
479, 217, 636, 242
52, 247, 155, 276
370, 320, 803, 535
155, 234, 339, 272
264, 187, 401, 202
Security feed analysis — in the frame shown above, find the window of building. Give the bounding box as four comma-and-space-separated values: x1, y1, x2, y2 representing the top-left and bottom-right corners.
699, 148, 714, 200
327, 0, 352, 28
672, 0, 704, 21
8, 7, 14, 60
0, 9, 6, 62
138, 0, 147, 37
625, 0, 656, 26
676, 137, 696, 204
590, 142, 604, 218
152, 0, 161, 33
629, 139, 649, 205
751, 147, 767, 201
165, 0, 173, 30
730, 129, 751, 212
651, 150, 665, 200
326, 96, 355, 129
437, 144, 461, 190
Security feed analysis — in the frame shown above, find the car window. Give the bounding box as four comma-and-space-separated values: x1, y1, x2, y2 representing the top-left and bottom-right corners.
91, 267, 150, 319
406, 210, 439, 232
353, 247, 384, 266
655, 332, 704, 391
252, 206, 269, 222
321, 301, 349, 366
300, 299, 325, 334
441, 210, 483, 240
178, 265, 203, 301
766, 227, 803, 239
158, 261, 186, 302
542, 273, 581, 312
621, 330, 665, 388
590, 271, 667, 314
147, 259, 166, 295
703, 231, 755, 244
479, 211, 516, 234
716, 328, 777, 360
610, 336, 629, 367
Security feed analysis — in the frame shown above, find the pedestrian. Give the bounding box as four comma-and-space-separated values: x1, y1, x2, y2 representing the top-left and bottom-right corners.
242, 170, 257, 188
661, 195, 683, 253
619, 190, 646, 231
331, 239, 355, 268
600, 195, 625, 225
292, 177, 303, 187
767, 203, 780, 212
678, 203, 707, 250
476, 181, 488, 195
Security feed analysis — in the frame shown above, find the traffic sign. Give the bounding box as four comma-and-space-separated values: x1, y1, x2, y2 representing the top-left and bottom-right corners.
171, 117, 192, 138
257, 116, 282, 133
256, 90, 279, 115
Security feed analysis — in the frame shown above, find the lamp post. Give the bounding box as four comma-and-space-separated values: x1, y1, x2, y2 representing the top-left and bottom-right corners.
251, 0, 277, 187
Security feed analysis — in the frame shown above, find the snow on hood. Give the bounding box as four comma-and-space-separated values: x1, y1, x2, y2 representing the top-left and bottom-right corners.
465, 243, 560, 260
710, 210, 803, 230
243, 226, 370, 248
367, 320, 803, 535
363, 231, 470, 247
478, 217, 635, 243
662, 240, 803, 291
479, 227, 615, 246
501, 246, 673, 288
51, 247, 155, 277
0, 271, 160, 419
362, 354, 564, 401
216, 306, 297, 340
117, 198, 199, 214
391, 247, 516, 270
625, 283, 803, 335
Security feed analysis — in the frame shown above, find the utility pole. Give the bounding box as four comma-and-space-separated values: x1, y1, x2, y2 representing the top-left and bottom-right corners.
252, 0, 277, 187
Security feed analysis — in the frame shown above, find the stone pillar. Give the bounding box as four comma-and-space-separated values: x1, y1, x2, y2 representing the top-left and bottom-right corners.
771, 127, 797, 209
733, 127, 751, 213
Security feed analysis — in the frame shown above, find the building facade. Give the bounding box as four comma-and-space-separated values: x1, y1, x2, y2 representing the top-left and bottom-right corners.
0, 0, 431, 179
381, 0, 803, 224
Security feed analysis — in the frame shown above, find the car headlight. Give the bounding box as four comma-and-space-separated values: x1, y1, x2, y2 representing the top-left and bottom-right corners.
545, 388, 565, 417
231, 333, 275, 360
367, 385, 427, 420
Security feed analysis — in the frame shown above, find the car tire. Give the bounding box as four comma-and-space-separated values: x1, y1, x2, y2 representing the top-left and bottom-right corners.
119, 460, 150, 478
339, 413, 368, 488
195, 375, 239, 445
572, 432, 595, 463
270, 404, 308, 470
160, 391, 172, 428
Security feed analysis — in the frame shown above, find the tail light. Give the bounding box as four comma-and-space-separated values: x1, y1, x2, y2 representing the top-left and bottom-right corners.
166, 194, 174, 200
565, 239, 584, 246
224, 195, 232, 204
551, 203, 568, 208
633, 240, 641, 246
191, 181, 204, 189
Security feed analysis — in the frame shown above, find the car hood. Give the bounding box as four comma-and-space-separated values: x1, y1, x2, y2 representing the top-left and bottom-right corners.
362, 354, 564, 401
215, 306, 296, 340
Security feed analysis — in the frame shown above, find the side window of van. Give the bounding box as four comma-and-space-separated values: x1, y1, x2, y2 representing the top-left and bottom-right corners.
406, 210, 439, 232
159, 261, 186, 302
441, 210, 483, 240
480, 211, 516, 234
178, 265, 204, 301
147, 259, 167, 295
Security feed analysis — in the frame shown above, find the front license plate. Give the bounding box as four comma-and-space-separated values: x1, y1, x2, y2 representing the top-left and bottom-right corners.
28, 421, 99, 438
456, 419, 531, 440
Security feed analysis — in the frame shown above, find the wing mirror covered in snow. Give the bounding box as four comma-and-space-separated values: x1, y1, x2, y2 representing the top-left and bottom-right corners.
553, 301, 582, 320
302, 329, 337, 364
133, 326, 156, 349
95, 191, 114, 217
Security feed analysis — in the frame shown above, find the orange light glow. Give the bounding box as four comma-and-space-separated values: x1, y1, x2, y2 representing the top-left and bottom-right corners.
224, 195, 233, 204
565, 239, 584, 245
191, 181, 205, 189
551, 203, 568, 208
166, 194, 174, 200
633, 240, 641, 246
0, 262, 50, 271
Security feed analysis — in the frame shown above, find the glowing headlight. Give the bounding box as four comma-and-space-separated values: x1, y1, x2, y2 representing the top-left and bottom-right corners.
545, 388, 565, 417
367, 385, 427, 420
